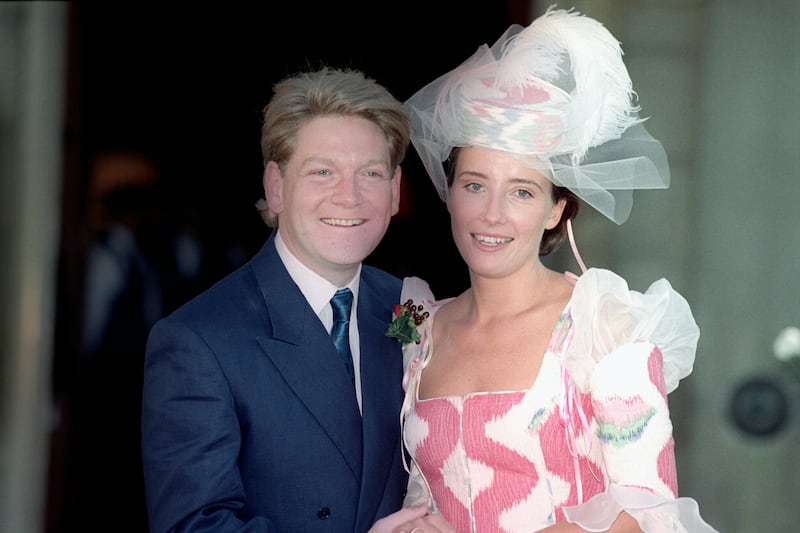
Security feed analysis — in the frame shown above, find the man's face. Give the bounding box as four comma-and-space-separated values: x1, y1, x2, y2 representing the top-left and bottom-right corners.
264, 115, 401, 285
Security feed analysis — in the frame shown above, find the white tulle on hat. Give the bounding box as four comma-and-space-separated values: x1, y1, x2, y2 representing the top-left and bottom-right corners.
404, 6, 670, 224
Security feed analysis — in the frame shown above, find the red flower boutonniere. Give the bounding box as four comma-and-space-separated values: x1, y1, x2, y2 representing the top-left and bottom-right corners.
385, 299, 429, 345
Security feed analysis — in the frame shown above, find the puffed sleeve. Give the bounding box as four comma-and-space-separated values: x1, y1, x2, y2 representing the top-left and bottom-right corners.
563, 268, 699, 395
560, 269, 717, 532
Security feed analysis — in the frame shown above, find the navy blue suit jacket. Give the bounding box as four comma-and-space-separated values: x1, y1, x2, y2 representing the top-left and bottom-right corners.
142, 233, 407, 532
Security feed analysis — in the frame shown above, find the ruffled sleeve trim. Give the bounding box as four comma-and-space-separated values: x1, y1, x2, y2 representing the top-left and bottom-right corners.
563, 268, 699, 394
563, 484, 719, 532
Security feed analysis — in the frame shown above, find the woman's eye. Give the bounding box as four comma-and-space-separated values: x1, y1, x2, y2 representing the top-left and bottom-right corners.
465, 182, 482, 192
514, 189, 533, 199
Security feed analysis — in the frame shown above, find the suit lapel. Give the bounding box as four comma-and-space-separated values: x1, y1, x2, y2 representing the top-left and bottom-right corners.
355, 278, 405, 527
252, 236, 363, 478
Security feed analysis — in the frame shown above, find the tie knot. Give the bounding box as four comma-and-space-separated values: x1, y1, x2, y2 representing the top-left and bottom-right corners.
331, 288, 353, 322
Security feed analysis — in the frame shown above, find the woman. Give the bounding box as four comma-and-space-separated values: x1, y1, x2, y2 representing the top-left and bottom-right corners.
388, 7, 719, 533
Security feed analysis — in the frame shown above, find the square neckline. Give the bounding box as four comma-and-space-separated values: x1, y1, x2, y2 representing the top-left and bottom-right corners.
414, 289, 575, 404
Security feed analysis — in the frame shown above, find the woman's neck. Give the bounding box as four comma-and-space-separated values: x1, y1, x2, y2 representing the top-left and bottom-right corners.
462, 264, 567, 323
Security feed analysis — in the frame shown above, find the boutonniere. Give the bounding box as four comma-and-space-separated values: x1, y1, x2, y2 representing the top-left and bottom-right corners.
385, 299, 429, 345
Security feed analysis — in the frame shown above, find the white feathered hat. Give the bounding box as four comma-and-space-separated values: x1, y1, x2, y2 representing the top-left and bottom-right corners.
404, 6, 670, 224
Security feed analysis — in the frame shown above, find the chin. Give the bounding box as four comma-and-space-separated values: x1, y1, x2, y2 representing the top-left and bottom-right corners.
327, 244, 378, 266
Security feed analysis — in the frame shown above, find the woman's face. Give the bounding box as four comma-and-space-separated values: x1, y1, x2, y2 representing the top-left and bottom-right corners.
446, 146, 565, 279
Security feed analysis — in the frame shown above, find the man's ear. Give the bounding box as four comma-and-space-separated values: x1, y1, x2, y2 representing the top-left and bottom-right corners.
390, 166, 402, 216
263, 161, 284, 215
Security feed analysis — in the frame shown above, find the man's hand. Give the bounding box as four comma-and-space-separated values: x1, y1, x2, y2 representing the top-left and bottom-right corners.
367, 502, 429, 533
368, 501, 455, 533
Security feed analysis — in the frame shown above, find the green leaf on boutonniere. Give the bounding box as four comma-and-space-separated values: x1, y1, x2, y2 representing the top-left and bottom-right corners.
385, 300, 427, 345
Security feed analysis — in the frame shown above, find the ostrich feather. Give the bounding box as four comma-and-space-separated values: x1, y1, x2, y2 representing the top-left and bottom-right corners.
494, 7, 643, 161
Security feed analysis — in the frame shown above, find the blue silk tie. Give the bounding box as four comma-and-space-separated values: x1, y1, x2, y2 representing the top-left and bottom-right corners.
330, 288, 355, 385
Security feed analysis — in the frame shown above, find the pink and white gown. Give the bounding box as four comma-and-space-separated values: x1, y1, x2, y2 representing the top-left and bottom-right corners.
398, 269, 718, 533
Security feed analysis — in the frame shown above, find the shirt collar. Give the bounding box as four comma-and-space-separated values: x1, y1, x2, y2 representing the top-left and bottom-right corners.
274, 229, 360, 315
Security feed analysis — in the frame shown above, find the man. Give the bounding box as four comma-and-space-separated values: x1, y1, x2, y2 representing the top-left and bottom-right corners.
142, 67, 424, 532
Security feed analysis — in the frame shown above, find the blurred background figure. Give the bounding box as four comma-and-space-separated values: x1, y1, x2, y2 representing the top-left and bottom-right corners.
63, 150, 167, 532
80, 150, 164, 360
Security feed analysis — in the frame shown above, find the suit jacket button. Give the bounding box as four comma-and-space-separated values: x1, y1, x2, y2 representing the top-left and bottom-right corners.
317, 507, 331, 520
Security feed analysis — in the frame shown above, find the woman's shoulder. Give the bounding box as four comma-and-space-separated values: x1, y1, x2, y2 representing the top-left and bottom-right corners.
396, 277, 451, 368
564, 267, 700, 394
568, 268, 696, 326
399, 276, 436, 306
398, 276, 458, 315
568, 267, 691, 315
